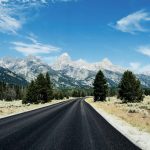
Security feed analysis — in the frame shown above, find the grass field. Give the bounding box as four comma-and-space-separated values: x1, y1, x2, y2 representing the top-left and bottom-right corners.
86, 96, 150, 132
0, 99, 69, 118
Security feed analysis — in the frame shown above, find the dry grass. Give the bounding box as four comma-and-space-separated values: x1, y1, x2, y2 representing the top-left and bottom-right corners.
0, 99, 69, 118
86, 96, 150, 133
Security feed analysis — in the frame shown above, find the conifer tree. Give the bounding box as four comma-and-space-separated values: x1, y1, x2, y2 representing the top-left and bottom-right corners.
45, 72, 53, 101
93, 70, 108, 101
72, 90, 78, 97
144, 88, 150, 96
118, 70, 144, 102
23, 80, 37, 104
35, 73, 47, 102
81, 91, 86, 97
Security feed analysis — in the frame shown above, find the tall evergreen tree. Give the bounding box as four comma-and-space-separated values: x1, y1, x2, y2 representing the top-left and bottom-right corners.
72, 90, 78, 97
93, 70, 108, 101
35, 73, 47, 103
118, 70, 144, 102
23, 80, 37, 104
144, 88, 150, 96
81, 91, 86, 97
45, 72, 53, 101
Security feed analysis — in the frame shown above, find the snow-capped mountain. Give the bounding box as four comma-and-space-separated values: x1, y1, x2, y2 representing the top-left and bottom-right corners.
0, 55, 90, 88
0, 54, 150, 88
52, 53, 124, 73
51, 53, 150, 87
51, 53, 125, 85
0, 66, 27, 86
0, 55, 51, 82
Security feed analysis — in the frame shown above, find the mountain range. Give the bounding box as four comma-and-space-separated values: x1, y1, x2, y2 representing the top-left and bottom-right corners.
0, 53, 150, 88
0, 66, 27, 86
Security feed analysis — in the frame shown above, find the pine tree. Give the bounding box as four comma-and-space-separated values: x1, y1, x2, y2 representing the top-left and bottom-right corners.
144, 88, 150, 96
23, 80, 37, 104
118, 70, 144, 102
35, 73, 47, 103
81, 91, 86, 97
45, 72, 53, 101
72, 90, 78, 97
93, 70, 108, 101
59, 91, 64, 100
54, 91, 59, 100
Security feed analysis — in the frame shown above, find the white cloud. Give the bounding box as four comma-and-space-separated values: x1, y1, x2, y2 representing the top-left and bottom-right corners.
0, 0, 76, 5
130, 62, 141, 70
0, 7, 22, 34
0, 0, 48, 34
112, 10, 150, 34
26, 33, 38, 43
138, 45, 150, 57
11, 36, 61, 55
0, 0, 77, 34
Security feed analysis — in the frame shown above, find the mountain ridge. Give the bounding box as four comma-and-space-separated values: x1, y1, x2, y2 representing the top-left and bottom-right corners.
0, 54, 149, 88
0, 66, 28, 86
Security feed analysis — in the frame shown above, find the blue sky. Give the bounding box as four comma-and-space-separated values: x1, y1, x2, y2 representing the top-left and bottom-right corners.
0, 0, 150, 72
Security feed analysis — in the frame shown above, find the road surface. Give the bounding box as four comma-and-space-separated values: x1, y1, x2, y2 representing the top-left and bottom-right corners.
0, 99, 140, 150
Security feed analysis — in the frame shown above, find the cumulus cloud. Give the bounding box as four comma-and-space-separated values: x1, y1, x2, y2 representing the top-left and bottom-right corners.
11, 36, 61, 55
138, 45, 150, 57
112, 10, 150, 34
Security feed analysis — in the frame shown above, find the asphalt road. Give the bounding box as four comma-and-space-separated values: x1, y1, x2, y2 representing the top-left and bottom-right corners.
0, 99, 140, 150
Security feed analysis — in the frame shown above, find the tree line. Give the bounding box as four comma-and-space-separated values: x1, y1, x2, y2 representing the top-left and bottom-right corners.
93, 70, 147, 103
23, 72, 93, 104
0, 82, 25, 101
0, 70, 149, 103
0, 72, 93, 103
23, 73, 53, 104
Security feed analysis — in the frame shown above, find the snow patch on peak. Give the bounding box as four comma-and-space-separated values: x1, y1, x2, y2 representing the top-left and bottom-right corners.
26, 55, 42, 63
52, 53, 72, 70
52, 53, 124, 73
59, 53, 71, 61
100, 58, 113, 66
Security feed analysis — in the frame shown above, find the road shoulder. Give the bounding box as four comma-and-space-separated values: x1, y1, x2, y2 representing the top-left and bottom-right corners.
86, 97, 150, 150
0, 99, 70, 119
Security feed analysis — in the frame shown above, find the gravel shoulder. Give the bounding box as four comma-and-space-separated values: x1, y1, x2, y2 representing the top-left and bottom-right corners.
86, 97, 150, 150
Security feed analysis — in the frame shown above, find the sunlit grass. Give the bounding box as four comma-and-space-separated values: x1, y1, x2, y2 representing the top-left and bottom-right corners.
86, 96, 150, 132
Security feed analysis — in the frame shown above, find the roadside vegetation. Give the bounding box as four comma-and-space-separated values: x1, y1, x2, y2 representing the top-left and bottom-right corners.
86, 96, 150, 132
0, 82, 25, 101
0, 72, 93, 117
90, 70, 150, 132
0, 72, 93, 104
0, 99, 69, 118
93, 70, 144, 103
